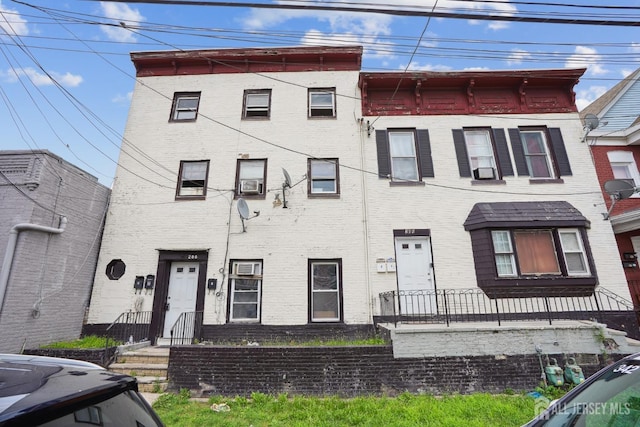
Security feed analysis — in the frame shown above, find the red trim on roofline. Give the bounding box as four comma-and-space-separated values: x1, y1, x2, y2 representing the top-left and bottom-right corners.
131, 45, 363, 76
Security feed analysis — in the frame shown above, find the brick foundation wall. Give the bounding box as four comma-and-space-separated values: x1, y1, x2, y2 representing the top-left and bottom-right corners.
24, 347, 116, 368
168, 345, 620, 397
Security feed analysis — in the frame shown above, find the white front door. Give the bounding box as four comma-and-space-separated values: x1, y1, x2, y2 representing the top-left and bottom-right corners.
395, 236, 436, 315
163, 262, 199, 338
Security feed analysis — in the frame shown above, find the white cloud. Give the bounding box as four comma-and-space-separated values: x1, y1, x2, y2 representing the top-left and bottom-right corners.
400, 61, 453, 72
241, 0, 517, 35
575, 85, 607, 111
2, 67, 83, 87
0, 0, 29, 37
99, 2, 145, 42
506, 49, 532, 66
565, 46, 607, 76
112, 91, 133, 103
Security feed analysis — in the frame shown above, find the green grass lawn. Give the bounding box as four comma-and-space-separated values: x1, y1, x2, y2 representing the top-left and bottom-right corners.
152, 391, 538, 426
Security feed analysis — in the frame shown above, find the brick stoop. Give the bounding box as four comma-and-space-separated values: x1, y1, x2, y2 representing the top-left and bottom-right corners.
109, 346, 170, 393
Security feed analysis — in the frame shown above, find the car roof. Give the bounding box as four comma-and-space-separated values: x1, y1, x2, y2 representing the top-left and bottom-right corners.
0, 353, 138, 424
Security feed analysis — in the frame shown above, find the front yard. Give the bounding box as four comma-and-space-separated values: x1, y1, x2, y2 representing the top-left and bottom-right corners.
152, 390, 539, 426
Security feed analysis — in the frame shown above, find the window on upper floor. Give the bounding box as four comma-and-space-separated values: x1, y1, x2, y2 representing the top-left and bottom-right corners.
308, 88, 336, 118
229, 260, 262, 323
309, 259, 342, 323
308, 158, 339, 196
176, 160, 209, 199
509, 127, 572, 181
170, 92, 200, 122
375, 129, 434, 184
608, 151, 640, 193
236, 159, 267, 198
452, 128, 513, 181
243, 89, 271, 119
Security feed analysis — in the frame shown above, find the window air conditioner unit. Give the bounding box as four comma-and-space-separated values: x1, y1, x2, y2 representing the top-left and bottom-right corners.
235, 262, 259, 276
473, 167, 495, 180
240, 179, 260, 193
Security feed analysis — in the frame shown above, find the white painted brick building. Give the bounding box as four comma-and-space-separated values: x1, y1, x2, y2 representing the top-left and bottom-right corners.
85, 46, 634, 343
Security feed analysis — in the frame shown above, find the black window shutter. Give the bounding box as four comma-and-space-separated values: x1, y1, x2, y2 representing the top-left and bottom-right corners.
452, 129, 471, 177
375, 129, 391, 178
508, 128, 529, 176
417, 129, 434, 178
548, 128, 572, 176
492, 129, 513, 177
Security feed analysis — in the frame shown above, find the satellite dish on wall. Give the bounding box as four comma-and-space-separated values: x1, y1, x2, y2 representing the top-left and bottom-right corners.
583, 113, 600, 131
604, 179, 636, 200
602, 179, 637, 220
236, 198, 259, 232
283, 168, 292, 188
237, 198, 250, 220
281, 168, 292, 208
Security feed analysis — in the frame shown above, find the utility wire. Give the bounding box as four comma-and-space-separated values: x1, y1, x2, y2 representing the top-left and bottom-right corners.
79, 0, 640, 27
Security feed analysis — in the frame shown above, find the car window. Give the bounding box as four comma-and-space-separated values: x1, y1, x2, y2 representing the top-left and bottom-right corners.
542, 359, 640, 426
37, 390, 162, 427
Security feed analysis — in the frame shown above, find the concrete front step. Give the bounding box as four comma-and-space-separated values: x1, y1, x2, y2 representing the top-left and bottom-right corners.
136, 376, 169, 393
109, 362, 168, 378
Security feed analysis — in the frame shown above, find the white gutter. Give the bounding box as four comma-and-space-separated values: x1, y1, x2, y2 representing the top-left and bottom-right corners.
0, 216, 67, 314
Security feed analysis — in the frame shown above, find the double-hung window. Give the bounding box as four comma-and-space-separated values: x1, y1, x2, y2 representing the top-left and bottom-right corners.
170, 92, 200, 121
465, 129, 498, 180
389, 131, 419, 182
376, 129, 434, 182
452, 128, 513, 181
236, 159, 266, 198
308, 158, 339, 195
519, 130, 555, 179
608, 151, 640, 193
243, 89, 271, 118
508, 127, 572, 179
229, 261, 262, 322
309, 260, 342, 322
176, 160, 209, 199
490, 228, 589, 278
308, 88, 336, 117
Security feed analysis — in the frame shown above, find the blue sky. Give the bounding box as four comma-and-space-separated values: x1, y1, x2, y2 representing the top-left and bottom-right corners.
1, 0, 639, 186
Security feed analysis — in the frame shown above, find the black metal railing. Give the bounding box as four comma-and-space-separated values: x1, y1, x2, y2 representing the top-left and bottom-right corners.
103, 311, 153, 365
379, 288, 635, 327
170, 311, 204, 346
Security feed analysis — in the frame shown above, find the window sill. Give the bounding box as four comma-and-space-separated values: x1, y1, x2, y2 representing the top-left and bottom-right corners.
175, 195, 206, 201
471, 179, 506, 186
308, 193, 340, 199
529, 178, 565, 184
389, 180, 425, 187
234, 194, 266, 200
242, 116, 270, 120
307, 116, 337, 119
169, 119, 197, 123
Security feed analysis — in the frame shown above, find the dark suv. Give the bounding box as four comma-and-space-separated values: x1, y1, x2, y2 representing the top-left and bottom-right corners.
0, 354, 164, 426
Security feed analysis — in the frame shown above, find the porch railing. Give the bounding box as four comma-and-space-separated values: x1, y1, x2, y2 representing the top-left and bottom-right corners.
103, 311, 153, 365
170, 311, 204, 346
378, 288, 635, 327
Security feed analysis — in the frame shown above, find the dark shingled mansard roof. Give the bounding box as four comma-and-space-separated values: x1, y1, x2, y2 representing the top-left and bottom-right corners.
463, 201, 590, 231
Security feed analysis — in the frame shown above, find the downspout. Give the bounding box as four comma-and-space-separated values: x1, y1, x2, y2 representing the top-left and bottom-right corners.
0, 216, 68, 315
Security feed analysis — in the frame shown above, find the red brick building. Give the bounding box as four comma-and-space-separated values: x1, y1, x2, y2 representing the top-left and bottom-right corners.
582, 68, 640, 308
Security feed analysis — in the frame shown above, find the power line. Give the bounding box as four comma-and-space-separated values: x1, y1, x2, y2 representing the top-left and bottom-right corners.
80, 0, 640, 27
